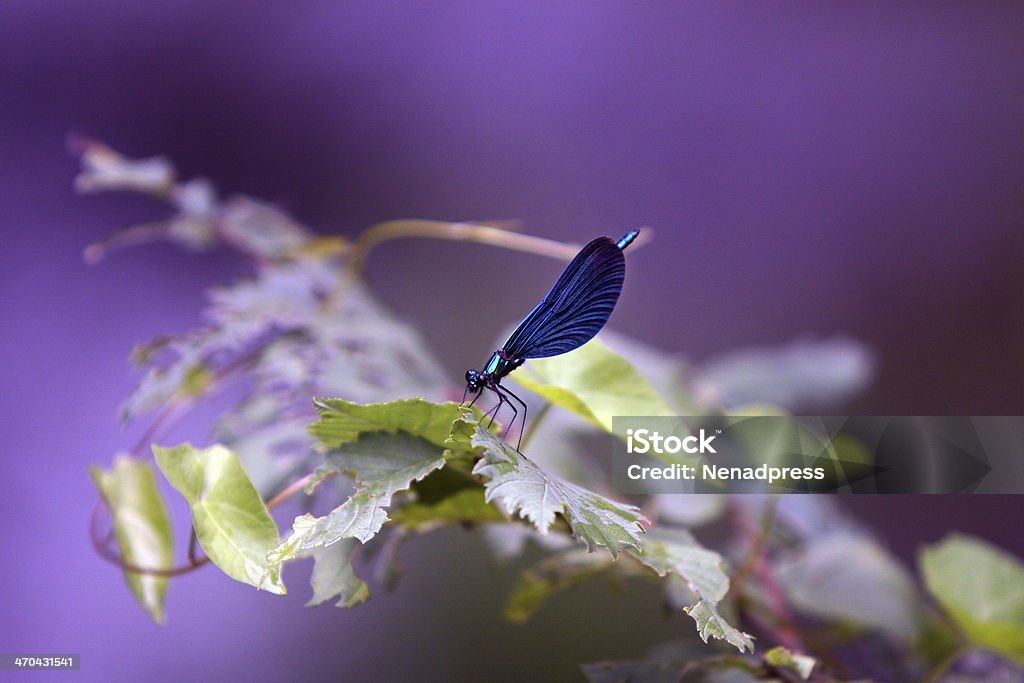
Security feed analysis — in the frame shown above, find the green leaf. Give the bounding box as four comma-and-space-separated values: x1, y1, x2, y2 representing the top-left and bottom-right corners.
268, 432, 448, 569
303, 536, 370, 609
390, 486, 506, 530
775, 533, 922, 643
510, 338, 675, 432
505, 549, 618, 623
764, 646, 816, 679
921, 533, 1024, 663
90, 456, 174, 623
633, 527, 754, 653
310, 397, 464, 451
153, 443, 285, 594
461, 415, 647, 556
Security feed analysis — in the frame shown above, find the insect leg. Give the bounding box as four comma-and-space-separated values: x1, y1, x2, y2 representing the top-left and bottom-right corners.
484, 387, 506, 429
465, 387, 483, 410
492, 385, 519, 449
499, 385, 529, 452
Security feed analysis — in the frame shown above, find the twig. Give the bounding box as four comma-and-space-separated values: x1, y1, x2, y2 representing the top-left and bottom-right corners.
350, 220, 581, 274
90, 497, 209, 577
265, 469, 336, 510
91, 467, 335, 578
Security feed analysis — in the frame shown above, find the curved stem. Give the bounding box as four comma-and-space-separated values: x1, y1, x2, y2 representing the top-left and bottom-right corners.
730, 500, 802, 651
129, 402, 184, 459
730, 500, 847, 677
187, 529, 202, 566
350, 220, 581, 274
265, 469, 337, 509
90, 497, 209, 577
91, 467, 337, 578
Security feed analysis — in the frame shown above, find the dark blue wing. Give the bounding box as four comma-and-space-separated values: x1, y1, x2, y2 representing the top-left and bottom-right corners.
500, 236, 626, 359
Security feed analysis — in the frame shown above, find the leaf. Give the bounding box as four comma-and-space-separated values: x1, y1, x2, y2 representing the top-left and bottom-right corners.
598, 328, 696, 413
682, 601, 754, 655
311, 397, 465, 452
153, 443, 285, 594
692, 336, 874, 411
633, 527, 754, 653
204, 263, 330, 346
72, 136, 176, 196
764, 646, 816, 679
504, 549, 618, 623
268, 399, 482, 581
90, 456, 174, 623
921, 533, 1024, 663
120, 342, 207, 422
268, 432, 448, 569
460, 415, 647, 556
216, 197, 311, 259
390, 486, 506, 530
775, 533, 921, 644
511, 338, 675, 432
303, 536, 370, 609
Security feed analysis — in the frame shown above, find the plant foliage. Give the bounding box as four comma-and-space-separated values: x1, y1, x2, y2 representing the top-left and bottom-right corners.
82, 141, 1024, 681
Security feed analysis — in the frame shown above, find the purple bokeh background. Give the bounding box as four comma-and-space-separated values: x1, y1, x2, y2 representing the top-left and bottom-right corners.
2, 3, 1023, 680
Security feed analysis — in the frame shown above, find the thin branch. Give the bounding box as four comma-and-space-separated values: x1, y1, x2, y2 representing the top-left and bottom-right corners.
730, 500, 803, 651
730, 500, 847, 678
128, 402, 185, 459
350, 220, 581, 274
90, 497, 209, 577
265, 469, 337, 510
187, 529, 203, 566
91, 466, 334, 578
125, 336, 270, 460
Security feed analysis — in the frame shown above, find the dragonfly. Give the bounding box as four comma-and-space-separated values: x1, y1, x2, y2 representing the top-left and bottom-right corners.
463, 230, 640, 450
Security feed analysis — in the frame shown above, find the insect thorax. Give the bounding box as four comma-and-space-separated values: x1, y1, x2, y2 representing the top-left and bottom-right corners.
484, 351, 523, 380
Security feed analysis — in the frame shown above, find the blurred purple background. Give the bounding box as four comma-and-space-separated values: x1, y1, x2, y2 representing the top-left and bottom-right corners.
2, 2, 1023, 680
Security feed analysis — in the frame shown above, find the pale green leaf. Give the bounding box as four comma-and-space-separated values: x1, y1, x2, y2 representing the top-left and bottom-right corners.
310, 397, 464, 451
775, 533, 921, 643
683, 600, 754, 655
390, 486, 506, 530
462, 415, 647, 556
921, 533, 1024, 662
510, 338, 675, 432
764, 646, 816, 679
268, 432, 447, 570
304, 537, 370, 609
633, 527, 754, 653
153, 443, 285, 594
91, 456, 174, 623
